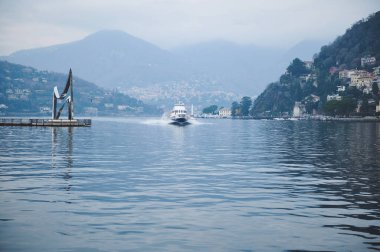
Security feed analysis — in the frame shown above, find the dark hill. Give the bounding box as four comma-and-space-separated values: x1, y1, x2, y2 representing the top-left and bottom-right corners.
314, 12, 380, 71
251, 11, 380, 117
0, 60, 161, 116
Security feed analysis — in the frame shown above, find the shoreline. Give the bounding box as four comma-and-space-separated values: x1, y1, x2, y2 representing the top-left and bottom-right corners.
307, 116, 380, 122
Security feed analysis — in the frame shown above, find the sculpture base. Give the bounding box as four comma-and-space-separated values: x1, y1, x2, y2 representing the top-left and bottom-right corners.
0, 118, 91, 127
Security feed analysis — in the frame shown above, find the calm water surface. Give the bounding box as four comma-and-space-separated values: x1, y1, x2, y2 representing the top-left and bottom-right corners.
0, 118, 380, 251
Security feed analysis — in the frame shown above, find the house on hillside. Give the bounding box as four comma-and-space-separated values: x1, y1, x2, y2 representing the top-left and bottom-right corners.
361, 56, 376, 67
373, 66, 380, 76
327, 94, 342, 101
329, 67, 339, 75
348, 70, 372, 89
304, 61, 314, 70
337, 85, 346, 92
339, 70, 355, 79
350, 76, 373, 89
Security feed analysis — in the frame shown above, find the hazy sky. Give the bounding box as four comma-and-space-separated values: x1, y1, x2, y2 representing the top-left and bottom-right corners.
0, 0, 379, 55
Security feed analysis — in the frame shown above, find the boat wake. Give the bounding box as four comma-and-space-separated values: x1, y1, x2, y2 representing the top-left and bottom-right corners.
140, 115, 206, 126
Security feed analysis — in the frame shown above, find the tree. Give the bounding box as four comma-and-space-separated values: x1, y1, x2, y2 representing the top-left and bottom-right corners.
240, 96, 252, 116
373, 82, 379, 98
231, 101, 240, 117
286, 58, 310, 77
202, 105, 218, 114
324, 97, 356, 116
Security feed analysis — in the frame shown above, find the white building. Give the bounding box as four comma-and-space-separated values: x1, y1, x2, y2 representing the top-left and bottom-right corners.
218, 108, 231, 118
39, 107, 51, 113
373, 66, 380, 76
327, 94, 342, 101
363, 87, 372, 95
337, 85, 346, 92
84, 107, 98, 115
292, 102, 304, 118
361, 56, 376, 67
117, 105, 128, 111
340, 69, 370, 80
104, 103, 114, 109
351, 76, 373, 89
304, 61, 314, 70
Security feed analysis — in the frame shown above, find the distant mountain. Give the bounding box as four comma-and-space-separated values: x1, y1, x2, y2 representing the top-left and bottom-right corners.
173, 39, 326, 94
270, 39, 326, 76
2, 30, 189, 89
0, 61, 161, 116
1, 29, 326, 97
282, 40, 327, 62
172, 40, 284, 94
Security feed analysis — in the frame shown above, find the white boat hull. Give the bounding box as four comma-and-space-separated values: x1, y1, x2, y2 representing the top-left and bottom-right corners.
169, 102, 190, 126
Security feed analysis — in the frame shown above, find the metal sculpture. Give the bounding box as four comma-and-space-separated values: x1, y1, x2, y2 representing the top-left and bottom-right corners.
52, 69, 74, 120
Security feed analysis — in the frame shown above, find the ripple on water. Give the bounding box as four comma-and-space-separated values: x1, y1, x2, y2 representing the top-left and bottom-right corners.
0, 120, 379, 251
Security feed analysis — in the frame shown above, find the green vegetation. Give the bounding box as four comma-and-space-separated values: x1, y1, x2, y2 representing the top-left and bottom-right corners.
202, 105, 219, 114
230, 96, 252, 117
240, 96, 252, 116
231, 101, 240, 117
323, 97, 357, 117
286, 58, 310, 77
0, 61, 162, 116
247, 11, 380, 118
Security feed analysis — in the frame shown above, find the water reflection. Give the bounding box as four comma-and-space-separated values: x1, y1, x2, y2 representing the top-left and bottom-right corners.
267, 121, 380, 245
51, 127, 73, 191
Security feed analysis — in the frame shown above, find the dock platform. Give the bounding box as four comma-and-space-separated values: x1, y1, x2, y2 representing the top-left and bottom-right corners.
0, 118, 91, 127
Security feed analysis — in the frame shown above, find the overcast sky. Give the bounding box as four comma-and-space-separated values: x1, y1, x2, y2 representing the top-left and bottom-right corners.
0, 0, 379, 55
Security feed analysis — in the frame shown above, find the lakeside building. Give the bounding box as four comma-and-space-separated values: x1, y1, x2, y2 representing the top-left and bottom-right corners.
218, 108, 231, 118
292, 102, 305, 118
104, 103, 114, 109
39, 107, 51, 113
84, 107, 98, 116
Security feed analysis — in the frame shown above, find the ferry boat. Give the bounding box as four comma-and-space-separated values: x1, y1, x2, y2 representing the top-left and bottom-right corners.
169, 102, 190, 125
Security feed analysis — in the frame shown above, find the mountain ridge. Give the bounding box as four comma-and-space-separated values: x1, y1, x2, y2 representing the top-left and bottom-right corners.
1, 30, 325, 96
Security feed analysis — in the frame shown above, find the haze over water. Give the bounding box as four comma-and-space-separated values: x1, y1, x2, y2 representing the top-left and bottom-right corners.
1, 118, 380, 251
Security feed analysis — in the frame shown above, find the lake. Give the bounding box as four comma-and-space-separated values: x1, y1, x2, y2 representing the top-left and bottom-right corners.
0, 118, 379, 251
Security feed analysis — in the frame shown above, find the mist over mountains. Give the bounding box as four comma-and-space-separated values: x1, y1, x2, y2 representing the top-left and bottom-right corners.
1, 30, 325, 97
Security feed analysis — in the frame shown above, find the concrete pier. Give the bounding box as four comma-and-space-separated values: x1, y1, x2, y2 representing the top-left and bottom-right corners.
0, 118, 91, 127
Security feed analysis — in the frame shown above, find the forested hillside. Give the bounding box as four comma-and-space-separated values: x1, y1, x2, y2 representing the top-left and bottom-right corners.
250, 11, 380, 117
0, 61, 161, 116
